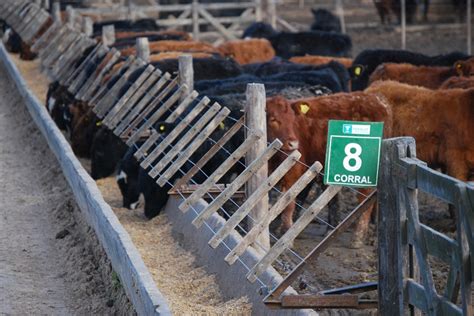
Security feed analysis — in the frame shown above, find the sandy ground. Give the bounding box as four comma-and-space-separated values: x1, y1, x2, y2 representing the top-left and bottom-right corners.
0, 62, 133, 314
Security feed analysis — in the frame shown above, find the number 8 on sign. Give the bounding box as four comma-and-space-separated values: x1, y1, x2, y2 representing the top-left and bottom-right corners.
324, 120, 384, 187
343, 143, 362, 172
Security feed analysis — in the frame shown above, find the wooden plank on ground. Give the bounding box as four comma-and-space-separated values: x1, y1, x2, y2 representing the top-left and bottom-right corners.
247, 185, 342, 283
209, 150, 301, 249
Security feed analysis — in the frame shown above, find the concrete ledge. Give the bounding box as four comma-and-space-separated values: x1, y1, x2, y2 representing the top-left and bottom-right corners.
0, 43, 172, 316
165, 196, 317, 316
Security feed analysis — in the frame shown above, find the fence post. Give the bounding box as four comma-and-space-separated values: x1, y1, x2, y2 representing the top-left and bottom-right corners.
66, 5, 75, 27
378, 137, 416, 315
52, 2, 61, 23
192, 0, 199, 40
136, 37, 150, 63
335, 0, 346, 33
245, 83, 270, 253
401, 0, 406, 49
262, 0, 277, 29
42, 0, 50, 10
255, 0, 262, 22
82, 17, 93, 37
102, 25, 116, 47
467, 0, 472, 54
179, 54, 194, 101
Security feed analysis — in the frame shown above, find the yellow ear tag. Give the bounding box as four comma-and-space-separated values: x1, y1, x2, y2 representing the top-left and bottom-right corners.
456, 63, 462, 69
354, 66, 362, 76
219, 122, 225, 130
159, 125, 166, 132
300, 103, 310, 115
96, 121, 102, 126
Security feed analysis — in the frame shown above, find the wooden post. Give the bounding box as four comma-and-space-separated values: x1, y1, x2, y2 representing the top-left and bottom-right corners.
42, 0, 50, 10
468, 0, 472, 54
245, 83, 270, 253
401, 0, 406, 49
136, 37, 150, 62
263, 0, 277, 29
82, 17, 93, 37
102, 25, 115, 47
192, 0, 199, 40
179, 54, 193, 101
378, 137, 415, 315
335, 0, 346, 34
52, 2, 61, 22
255, 0, 262, 22
66, 5, 75, 27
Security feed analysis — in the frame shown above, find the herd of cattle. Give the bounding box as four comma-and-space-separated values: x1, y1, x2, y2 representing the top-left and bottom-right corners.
2, 4, 473, 247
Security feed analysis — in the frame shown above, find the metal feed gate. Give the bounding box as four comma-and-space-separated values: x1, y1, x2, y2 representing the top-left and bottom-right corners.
4, 1, 473, 313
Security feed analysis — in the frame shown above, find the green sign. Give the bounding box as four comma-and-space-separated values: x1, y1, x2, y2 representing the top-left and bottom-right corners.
324, 120, 384, 187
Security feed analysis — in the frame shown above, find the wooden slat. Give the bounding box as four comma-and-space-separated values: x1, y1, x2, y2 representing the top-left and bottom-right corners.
88, 56, 136, 106
67, 44, 105, 92
444, 266, 460, 303
114, 73, 172, 137
247, 185, 342, 283
50, 36, 88, 78
64, 44, 102, 87
103, 65, 155, 127
38, 26, 69, 58
198, 7, 237, 40
225, 161, 322, 265
147, 103, 222, 178
156, 107, 231, 186
77, 50, 121, 101
192, 139, 283, 228
209, 150, 301, 249
31, 21, 61, 53
319, 282, 378, 295
126, 84, 185, 146
415, 162, 459, 204
23, 12, 50, 43
94, 59, 145, 117
172, 116, 244, 191
281, 294, 359, 308
55, 37, 96, 81
105, 69, 163, 128
410, 224, 459, 265
169, 184, 245, 197
136, 96, 209, 162
265, 191, 377, 299
179, 132, 262, 213
43, 32, 80, 68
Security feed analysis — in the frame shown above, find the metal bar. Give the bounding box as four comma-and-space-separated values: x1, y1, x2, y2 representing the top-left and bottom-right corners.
265, 190, 377, 299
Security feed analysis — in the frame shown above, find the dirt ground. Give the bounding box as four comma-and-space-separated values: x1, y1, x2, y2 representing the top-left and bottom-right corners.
0, 62, 133, 314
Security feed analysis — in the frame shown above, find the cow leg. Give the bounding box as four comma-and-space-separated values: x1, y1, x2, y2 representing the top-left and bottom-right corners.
327, 194, 339, 228
351, 189, 374, 248
280, 201, 296, 235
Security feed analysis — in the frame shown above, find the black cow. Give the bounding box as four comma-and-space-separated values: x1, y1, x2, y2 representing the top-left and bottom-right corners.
350, 49, 471, 90
373, 0, 420, 24
242, 22, 351, 58
310, 8, 341, 33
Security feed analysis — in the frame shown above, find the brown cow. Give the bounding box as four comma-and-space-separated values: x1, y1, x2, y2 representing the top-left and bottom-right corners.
217, 39, 275, 65
20, 17, 53, 60
149, 51, 214, 62
266, 93, 393, 245
368, 63, 458, 89
440, 76, 474, 89
365, 80, 474, 182
453, 57, 474, 76
290, 55, 353, 68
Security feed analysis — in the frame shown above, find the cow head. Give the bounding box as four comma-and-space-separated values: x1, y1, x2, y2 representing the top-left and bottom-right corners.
266, 96, 299, 152
454, 57, 474, 77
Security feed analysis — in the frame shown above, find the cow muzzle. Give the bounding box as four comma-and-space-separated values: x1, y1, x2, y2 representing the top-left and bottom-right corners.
285, 140, 299, 151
